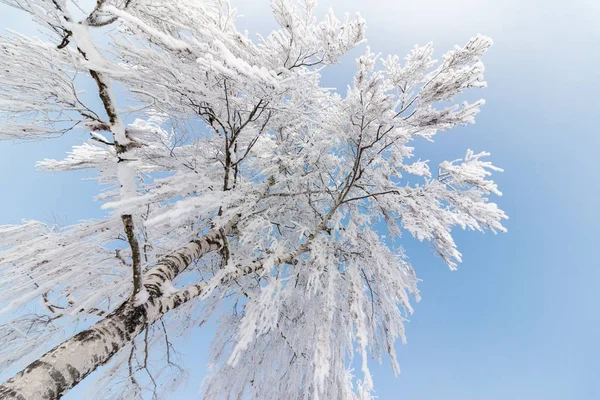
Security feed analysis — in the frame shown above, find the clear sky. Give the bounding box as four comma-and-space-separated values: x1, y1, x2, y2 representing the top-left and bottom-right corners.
1, 0, 599, 399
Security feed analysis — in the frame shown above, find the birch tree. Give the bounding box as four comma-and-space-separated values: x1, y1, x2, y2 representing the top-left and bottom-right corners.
0, 0, 507, 399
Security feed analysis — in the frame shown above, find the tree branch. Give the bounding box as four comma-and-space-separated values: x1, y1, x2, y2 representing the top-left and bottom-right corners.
122, 214, 142, 299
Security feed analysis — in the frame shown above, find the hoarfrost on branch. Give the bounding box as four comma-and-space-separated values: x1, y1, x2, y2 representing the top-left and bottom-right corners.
0, 0, 506, 399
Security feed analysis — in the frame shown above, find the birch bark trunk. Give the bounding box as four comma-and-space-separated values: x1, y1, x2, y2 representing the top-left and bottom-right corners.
0, 286, 210, 400
0, 220, 237, 399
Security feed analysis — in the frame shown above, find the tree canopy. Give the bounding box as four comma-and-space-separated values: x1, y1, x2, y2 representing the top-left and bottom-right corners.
0, 1, 506, 399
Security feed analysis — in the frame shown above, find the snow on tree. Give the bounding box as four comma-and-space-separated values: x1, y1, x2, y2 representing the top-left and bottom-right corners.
0, 0, 506, 399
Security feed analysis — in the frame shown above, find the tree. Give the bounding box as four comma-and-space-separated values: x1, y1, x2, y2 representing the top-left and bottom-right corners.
0, 0, 507, 399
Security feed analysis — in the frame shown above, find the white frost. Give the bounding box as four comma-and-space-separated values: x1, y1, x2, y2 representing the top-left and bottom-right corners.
161, 280, 179, 297
133, 289, 149, 306
0, 1, 507, 399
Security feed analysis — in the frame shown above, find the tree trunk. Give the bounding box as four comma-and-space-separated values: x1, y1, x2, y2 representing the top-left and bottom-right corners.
0, 301, 147, 400
143, 217, 238, 296
0, 282, 211, 400
0, 254, 270, 400
0, 220, 238, 399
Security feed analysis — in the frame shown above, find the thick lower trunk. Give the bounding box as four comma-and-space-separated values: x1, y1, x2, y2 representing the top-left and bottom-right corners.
0, 254, 266, 400
0, 268, 220, 400
0, 301, 146, 400
0, 285, 204, 400
0, 219, 238, 399
0, 242, 283, 400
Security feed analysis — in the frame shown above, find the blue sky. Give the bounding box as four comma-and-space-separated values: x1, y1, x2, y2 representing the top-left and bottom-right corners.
1, 0, 599, 399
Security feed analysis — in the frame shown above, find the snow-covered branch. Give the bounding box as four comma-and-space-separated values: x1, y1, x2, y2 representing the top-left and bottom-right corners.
0, 1, 506, 398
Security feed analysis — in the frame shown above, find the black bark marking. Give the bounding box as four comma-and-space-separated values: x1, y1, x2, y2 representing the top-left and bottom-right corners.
46, 364, 67, 395
114, 325, 125, 341
23, 360, 45, 376
145, 283, 163, 297
110, 340, 119, 354
65, 364, 80, 383
43, 388, 56, 400
75, 328, 100, 344
180, 252, 192, 265
0, 387, 26, 400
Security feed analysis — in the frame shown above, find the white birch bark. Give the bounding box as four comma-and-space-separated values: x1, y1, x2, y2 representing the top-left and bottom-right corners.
0, 220, 241, 400
143, 217, 238, 296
